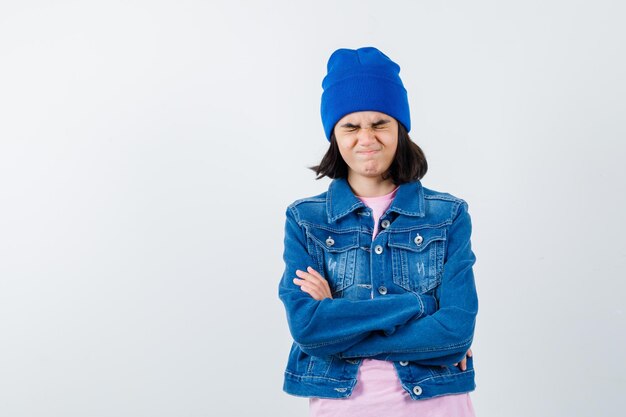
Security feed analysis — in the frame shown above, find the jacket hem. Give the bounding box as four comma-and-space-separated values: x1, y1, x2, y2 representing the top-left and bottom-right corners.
283, 369, 475, 400
283, 372, 357, 399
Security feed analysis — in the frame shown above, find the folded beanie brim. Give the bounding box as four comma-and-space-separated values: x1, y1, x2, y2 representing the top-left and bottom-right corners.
321, 76, 410, 139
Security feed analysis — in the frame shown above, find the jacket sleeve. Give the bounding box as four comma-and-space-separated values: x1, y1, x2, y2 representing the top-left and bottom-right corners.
337, 201, 478, 366
278, 205, 438, 358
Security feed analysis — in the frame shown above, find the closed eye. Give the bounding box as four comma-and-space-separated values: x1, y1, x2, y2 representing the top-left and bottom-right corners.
340, 123, 359, 132
371, 119, 391, 129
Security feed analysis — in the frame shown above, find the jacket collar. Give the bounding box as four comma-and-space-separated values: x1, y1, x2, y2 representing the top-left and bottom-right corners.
326, 177, 425, 223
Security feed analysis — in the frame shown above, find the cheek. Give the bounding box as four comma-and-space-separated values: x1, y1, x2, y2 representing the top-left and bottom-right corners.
385, 136, 399, 156
336, 146, 352, 164
336, 141, 353, 158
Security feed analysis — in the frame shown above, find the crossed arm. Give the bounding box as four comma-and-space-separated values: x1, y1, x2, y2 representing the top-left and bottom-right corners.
278, 202, 478, 366
293, 266, 473, 370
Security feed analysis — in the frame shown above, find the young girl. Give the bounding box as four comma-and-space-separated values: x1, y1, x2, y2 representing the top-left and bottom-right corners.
278, 47, 478, 416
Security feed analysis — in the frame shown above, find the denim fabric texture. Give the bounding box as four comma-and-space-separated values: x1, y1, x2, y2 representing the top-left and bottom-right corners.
278, 177, 478, 400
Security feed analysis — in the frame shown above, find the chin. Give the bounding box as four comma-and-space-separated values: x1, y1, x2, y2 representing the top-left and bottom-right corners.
360, 170, 384, 177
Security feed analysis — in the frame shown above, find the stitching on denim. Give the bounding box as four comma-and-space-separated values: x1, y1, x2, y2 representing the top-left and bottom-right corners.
392, 336, 473, 353
444, 201, 466, 256
291, 197, 326, 207
388, 221, 451, 232
414, 369, 475, 385
306, 356, 315, 375
284, 371, 353, 383
408, 384, 476, 400
305, 230, 359, 253
307, 232, 358, 249
296, 333, 362, 349
388, 234, 446, 251
451, 200, 466, 220
415, 293, 424, 319
330, 201, 365, 222
400, 249, 409, 289
287, 205, 302, 223
354, 336, 473, 357
327, 186, 334, 221
300, 221, 361, 234
324, 356, 335, 378
326, 182, 367, 222
424, 194, 464, 203
390, 207, 423, 217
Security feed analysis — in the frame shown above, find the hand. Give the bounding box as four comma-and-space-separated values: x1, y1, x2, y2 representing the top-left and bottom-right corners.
293, 266, 333, 301
454, 348, 472, 371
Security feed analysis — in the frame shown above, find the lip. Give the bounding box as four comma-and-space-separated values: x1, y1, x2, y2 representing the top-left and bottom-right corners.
357, 149, 380, 155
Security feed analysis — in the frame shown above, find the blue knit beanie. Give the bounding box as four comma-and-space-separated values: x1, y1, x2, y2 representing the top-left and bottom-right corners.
320, 46, 411, 140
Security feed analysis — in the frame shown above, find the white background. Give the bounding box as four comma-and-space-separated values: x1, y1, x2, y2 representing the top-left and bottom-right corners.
1, 1, 625, 416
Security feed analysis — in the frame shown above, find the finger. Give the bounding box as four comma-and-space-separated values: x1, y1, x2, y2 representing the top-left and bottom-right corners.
299, 284, 325, 301
307, 266, 327, 280
318, 276, 332, 295
304, 267, 329, 287
295, 274, 324, 293
459, 357, 467, 371
308, 268, 333, 298
295, 269, 332, 300
297, 271, 330, 293
299, 280, 332, 300
324, 287, 333, 299
296, 269, 324, 285
468, 349, 473, 357
294, 279, 323, 297
298, 281, 319, 293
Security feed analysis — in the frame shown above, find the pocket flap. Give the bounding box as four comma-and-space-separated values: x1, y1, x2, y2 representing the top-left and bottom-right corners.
305, 226, 360, 253
388, 227, 447, 252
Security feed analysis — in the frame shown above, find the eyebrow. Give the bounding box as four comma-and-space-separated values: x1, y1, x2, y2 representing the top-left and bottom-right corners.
339, 119, 391, 128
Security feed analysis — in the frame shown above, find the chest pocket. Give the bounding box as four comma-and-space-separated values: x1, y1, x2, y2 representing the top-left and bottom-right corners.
388, 227, 447, 293
305, 226, 359, 295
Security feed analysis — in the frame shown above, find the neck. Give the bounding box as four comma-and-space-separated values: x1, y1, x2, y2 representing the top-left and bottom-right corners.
347, 174, 397, 197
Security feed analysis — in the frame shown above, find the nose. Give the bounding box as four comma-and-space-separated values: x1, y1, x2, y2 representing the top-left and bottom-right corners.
356, 127, 377, 145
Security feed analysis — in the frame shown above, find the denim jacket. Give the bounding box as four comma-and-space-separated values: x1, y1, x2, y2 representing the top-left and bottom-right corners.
278, 178, 478, 400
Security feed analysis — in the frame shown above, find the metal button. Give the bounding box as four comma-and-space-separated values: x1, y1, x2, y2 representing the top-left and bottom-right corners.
374, 245, 383, 254
381, 219, 390, 229
325, 236, 335, 247
412, 385, 423, 396
378, 286, 387, 295
399, 361, 409, 366
414, 234, 423, 245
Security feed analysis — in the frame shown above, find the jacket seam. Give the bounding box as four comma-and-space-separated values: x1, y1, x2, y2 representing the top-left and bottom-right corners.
296, 333, 361, 349
362, 336, 472, 359
329, 201, 365, 223
284, 371, 352, 383
424, 194, 464, 203
300, 221, 361, 233
413, 368, 475, 385
414, 292, 424, 319
290, 197, 327, 207
388, 220, 452, 232
383, 336, 473, 355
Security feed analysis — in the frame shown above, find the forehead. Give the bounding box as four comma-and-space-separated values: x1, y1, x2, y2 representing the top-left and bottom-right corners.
337, 111, 392, 124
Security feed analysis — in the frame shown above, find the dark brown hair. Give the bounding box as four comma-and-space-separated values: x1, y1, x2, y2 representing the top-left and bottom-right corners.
309, 122, 428, 184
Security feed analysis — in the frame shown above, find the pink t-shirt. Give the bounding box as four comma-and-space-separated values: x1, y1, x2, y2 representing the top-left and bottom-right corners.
309, 185, 475, 417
